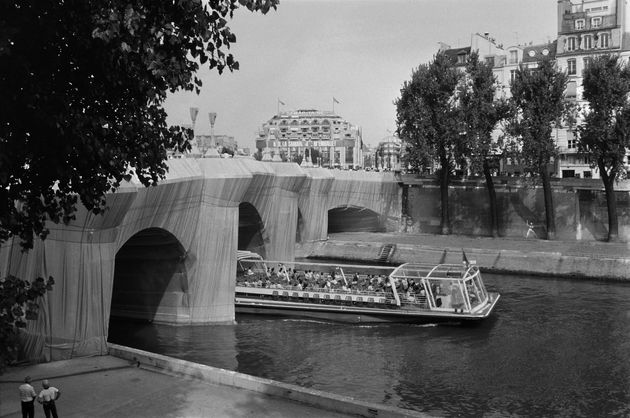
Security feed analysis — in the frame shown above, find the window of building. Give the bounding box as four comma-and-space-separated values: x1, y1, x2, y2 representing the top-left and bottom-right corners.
575, 19, 585, 30
567, 59, 577, 75
509, 50, 518, 64
582, 35, 592, 50
566, 81, 577, 98
567, 37, 577, 51
592, 17, 602, 28
485, 56, 495, 67
583, 170, 592, 178
510, 69, 517, 84
600, 33, 609, 48
457, 53, 466, 64
568, 138, 578, 149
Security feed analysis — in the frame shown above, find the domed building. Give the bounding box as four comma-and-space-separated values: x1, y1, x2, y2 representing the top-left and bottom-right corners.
255, 109, 364, 169
375, 135, 402, 171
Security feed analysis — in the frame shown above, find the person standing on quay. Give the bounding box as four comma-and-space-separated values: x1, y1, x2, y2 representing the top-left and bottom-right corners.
18, 376, 37, 418
37, 379, 61, 418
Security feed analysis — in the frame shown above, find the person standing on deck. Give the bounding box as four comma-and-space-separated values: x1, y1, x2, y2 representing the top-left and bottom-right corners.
451, 281, 465, 313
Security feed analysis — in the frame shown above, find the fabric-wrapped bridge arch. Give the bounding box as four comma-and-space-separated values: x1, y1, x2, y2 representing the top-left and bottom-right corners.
0, 159, 401, 362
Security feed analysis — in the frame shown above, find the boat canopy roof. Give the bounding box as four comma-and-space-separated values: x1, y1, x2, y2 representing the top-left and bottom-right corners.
389, 262, 479, 282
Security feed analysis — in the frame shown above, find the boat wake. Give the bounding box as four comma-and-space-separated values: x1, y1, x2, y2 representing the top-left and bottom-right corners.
280, 318, 341, 326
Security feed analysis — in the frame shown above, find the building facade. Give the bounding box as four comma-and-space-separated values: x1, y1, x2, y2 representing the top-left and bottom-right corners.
195, 134, 238, 154
440, 1, 630, 179
375, 135, 402, 171
255, 109, 364, 169
554, 0, 630, 178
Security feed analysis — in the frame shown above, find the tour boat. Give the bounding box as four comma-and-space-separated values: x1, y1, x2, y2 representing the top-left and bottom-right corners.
235, 251, 500, 324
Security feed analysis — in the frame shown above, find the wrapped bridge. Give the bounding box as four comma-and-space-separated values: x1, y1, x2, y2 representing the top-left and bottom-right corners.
0, 159, 401, 361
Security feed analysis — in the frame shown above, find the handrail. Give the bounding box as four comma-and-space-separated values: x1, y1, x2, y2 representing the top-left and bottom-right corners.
236, 282, 395, 298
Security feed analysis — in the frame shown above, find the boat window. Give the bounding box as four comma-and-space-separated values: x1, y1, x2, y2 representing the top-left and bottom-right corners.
465, 274, 487, 309
426, 279, 448, 308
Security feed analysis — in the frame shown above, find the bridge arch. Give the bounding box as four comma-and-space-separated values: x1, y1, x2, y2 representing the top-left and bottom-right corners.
328, 205, 384, 233
238, 202, 267, 258
110, 227, 188, 322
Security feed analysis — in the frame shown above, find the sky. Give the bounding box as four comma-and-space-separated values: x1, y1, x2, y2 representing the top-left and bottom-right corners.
164, 0, 558, 148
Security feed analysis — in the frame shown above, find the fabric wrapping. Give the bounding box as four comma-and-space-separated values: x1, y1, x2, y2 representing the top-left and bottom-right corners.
326, 171, 402, 231
237, 160, 307, 262
298, 168, 335, 242
0, 159, 401, 362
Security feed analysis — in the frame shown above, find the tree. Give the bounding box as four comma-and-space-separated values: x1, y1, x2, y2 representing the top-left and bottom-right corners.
578, 55, 630, 242
507, 57, 570, 240
0, 276, 53, 372
459, 52, 508, 237
0, 0, 278, 249
0, 0, 277, 367
396, 52, 462, 234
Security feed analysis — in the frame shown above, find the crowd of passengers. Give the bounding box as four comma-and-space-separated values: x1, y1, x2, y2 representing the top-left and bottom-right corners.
237, 264, 428, 298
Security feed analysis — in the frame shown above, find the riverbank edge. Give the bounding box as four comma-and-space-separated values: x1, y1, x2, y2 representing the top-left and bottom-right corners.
297, 240, 630, 281
108, 343, 427, 418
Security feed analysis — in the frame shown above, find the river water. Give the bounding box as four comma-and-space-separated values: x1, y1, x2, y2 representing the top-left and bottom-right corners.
108, 272, 630, 417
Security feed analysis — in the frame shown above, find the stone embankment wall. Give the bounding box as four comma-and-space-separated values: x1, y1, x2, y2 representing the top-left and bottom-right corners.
401, 176, 630, 242
301, 240, 630, 281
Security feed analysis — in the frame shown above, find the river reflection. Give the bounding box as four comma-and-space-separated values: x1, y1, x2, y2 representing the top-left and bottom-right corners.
109, 273, 630, 417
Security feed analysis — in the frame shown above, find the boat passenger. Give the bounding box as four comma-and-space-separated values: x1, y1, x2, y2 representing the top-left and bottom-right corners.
450, 281, 465, 313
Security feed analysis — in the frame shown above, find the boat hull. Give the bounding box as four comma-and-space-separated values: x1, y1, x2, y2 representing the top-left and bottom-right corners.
235, 292, 500, 324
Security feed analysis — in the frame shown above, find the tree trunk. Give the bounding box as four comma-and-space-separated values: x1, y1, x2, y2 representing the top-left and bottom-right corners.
439, 156, 451, 235
540, 168, 556, 240
483, 159, 499, 238
599, 159, 619, 242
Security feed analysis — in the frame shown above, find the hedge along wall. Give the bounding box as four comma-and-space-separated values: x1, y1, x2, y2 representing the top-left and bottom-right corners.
405, 179, 630, 241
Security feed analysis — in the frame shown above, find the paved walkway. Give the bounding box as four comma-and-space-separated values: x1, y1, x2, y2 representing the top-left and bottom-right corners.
329, 232, 630, 260
0, 356, 359, 418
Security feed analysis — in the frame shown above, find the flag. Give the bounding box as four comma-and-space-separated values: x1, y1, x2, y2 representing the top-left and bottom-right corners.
278, 98, 285, 105
333, 97, 340, 104
462, 249, 470, 266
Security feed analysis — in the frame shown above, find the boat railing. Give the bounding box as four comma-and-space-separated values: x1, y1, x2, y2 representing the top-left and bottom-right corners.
236, 282, 399, 302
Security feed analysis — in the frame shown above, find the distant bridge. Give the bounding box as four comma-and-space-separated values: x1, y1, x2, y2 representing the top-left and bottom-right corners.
0, 159, 401, 361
